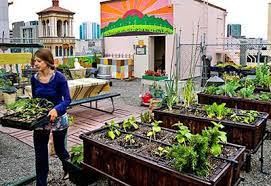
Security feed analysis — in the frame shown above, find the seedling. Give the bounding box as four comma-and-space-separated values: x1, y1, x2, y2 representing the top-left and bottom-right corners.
124, 134, 136, 145
107, 120, 121, 140
140, 111, 153, 123
122, 116, 139, 131
152, 146, 169, 158
173, 122, 192, 145
147, 120, 162, 140
204, 102, 232, 120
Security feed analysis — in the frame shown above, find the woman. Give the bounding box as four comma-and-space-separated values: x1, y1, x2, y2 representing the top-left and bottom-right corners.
31, 48, 71, 186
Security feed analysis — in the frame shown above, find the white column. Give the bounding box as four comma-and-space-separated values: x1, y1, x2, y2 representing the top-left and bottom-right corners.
69, 19, 72, 37
38, 20, 42, 37
71, 20, 73, 37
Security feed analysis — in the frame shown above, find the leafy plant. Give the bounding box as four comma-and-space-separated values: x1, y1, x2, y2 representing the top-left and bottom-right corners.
122, 116, 138, 132
107, 120, 121, 140
140, 111, 153, 123
222, 73, 240, 82
216, 81, 240, 97
149, 82, 164, 98
182, 79, 196, 108
239, 85, 255, 99
203, 85, 219, 95
255, 63, 271, 88
259, 92, 271, 101
152, 146, 169, 158
202, 122, 227, 156
164, 79, 179, 111
70, 144, 83, 167
124, 134, 136, 145
204, 102, 232, 120
173, 122, 192, 145
147, 120, 162, 140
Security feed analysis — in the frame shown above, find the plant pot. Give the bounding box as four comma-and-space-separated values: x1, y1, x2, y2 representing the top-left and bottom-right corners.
64, 160, 97, 186
69, 68, 87, 79
80, 124, 245, 186
3, 92, 16, 105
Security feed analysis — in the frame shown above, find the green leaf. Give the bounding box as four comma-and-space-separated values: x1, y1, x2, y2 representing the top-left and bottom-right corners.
147, 131, 153, 137
108, 131, 115, 140
211, 143, 222, 156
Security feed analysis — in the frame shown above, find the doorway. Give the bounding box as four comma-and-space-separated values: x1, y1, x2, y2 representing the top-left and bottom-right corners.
154, 36, 165, 71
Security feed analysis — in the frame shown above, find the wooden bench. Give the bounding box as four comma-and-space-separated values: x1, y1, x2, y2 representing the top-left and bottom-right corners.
69, 93, 121, 114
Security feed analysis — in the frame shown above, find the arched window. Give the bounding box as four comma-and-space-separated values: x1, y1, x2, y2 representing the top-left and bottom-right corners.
46, 20, 50, 36
67, 47, 70, 56
42, 20, 46, 36
59, 46, 62, 56
55, 46, 59, 56
57, 20, 62, 37
70, 46, 73, 56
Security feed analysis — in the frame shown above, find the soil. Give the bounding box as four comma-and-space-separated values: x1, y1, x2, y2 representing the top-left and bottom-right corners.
162, 104, 261, 125
87, 126, 241, 181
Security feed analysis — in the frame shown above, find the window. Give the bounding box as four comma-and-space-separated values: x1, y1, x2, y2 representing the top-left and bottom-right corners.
59, 46, 62, 56
55, 46, 59, 56
70, 46, 73, 56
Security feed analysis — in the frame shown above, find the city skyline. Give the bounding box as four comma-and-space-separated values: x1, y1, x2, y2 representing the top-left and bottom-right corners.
8, 0, 270, 39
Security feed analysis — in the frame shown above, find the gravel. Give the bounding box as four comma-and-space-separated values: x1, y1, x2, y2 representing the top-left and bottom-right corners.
1, 78, 271, 186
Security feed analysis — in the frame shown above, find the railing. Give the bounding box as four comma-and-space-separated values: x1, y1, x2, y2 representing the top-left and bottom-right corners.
0, 38, 43, 45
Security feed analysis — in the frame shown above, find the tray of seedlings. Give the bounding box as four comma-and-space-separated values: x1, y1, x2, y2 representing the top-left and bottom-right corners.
80, 116, 245, 186
0, 98, 54, 130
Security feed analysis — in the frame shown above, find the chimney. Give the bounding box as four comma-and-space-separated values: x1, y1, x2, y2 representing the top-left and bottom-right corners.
52, 0, 59, 7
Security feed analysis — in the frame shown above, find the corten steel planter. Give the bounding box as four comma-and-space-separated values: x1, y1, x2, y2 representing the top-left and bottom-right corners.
197, 93, 271, 119
80, 125, 245, 186
254, 86, 270, 93
153, 107, 268, 153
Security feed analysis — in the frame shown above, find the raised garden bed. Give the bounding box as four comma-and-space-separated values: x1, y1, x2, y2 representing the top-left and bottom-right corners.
197, 92, 271, 119
153, 106, 268, 152
80, 123, 245, 186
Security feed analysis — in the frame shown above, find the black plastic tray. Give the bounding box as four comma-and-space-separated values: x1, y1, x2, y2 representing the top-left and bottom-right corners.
0, 113, 50, 131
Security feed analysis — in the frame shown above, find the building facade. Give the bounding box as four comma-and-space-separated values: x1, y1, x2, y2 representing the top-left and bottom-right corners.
79, 22, 100, 40
37, 0, 75, 58
227, 24, 241, 38
102, 0, 227, 79
20, 21, 39, 43
0, 0, 9, 43
11, 21, 24, 39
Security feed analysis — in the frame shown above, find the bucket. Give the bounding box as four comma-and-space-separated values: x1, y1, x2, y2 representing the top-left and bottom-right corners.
69, 68, 86, 79
97, 65, 111, 79
3, 92, 17, 105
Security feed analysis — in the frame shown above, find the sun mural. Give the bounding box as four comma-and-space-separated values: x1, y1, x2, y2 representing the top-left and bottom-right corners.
101, 0, 173, 37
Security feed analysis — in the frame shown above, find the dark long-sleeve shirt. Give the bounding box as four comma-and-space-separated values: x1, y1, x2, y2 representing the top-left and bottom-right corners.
31, 71, 71, 116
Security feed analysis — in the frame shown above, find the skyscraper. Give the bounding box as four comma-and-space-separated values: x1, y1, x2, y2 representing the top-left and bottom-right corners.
0, 0, 9, 43
227, 24, 242, 38
79, 22, 101, 40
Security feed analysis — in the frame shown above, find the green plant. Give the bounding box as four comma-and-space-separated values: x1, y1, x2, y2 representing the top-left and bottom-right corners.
149, 82, 164, 98
107, 120, 121, 140
152, 146, 169, 158
70, 144, 83, 167
240, 110, 258, 124
164, 79, 179, 111
216, 81, 240, 97
203, 85, 219, 95
222, 73, 240, 82
204, 102, 232, 120
147, 120, 162, 140
182, 79, 196, 108
202, 122, 227, 156
124, 134, 136, 145
255, 63, 271, 88
239, 85, 255, 98
122, 116, 138, 132
259, 92, 271, 101
140, 111, 153, 123
173, 122, 192, 145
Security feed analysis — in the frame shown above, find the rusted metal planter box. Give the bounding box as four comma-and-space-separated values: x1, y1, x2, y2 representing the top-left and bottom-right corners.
197, 93, 271, 119
153, 107, 268, 152
80, 126, 245, 186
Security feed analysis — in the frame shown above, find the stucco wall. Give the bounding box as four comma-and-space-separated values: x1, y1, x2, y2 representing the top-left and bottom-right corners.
103, 0, 226, 79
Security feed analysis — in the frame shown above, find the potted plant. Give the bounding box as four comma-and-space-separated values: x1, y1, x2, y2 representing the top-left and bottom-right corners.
64, 144, 97, 186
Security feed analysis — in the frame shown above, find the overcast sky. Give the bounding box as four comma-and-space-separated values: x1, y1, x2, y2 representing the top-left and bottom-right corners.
8, 0, 270, 39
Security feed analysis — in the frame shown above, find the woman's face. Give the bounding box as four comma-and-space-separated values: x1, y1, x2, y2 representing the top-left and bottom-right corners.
34, 57, 48, 71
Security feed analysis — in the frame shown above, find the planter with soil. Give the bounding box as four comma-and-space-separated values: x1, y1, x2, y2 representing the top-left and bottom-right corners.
80, 122, 245, 186
153, 105, 268, 152
197, 92, 271, 119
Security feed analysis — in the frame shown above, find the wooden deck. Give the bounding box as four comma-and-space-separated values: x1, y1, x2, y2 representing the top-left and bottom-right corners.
0, 101, 146, 150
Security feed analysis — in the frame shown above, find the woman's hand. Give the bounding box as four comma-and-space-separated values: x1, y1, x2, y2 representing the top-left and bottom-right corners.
48, 109, 58, 122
